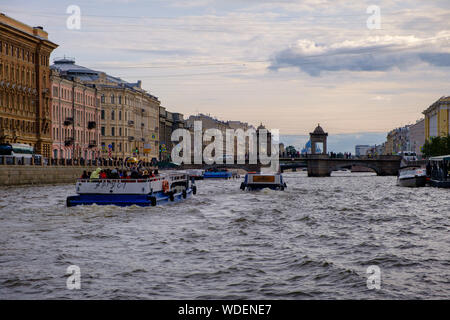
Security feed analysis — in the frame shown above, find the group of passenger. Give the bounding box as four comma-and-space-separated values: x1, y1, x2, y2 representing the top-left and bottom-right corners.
80, 167, 159, 180
426, 161, 449, 181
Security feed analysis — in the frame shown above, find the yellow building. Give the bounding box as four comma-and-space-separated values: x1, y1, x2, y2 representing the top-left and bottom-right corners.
423, 96, 450, 139
0, 13, 58, 158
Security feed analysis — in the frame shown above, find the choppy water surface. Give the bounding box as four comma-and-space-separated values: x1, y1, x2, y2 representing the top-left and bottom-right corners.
0, 171, 449, 299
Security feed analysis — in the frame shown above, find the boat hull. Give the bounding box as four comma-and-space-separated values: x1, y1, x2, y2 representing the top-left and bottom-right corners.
397, 176, 427, 187
67, 188, 193, 207
203, 172, 232, 179
429, 179, 450, 188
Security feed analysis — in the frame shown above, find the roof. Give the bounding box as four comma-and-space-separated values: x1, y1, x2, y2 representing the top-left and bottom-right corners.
51, 58, 159, 100
429, 155, 450, 161
311, 124, 327, 135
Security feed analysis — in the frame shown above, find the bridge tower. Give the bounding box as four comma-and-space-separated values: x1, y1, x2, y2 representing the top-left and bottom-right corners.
310, 124, 328, 155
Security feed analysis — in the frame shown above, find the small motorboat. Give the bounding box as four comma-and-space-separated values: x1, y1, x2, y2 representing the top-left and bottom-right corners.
203, 169, 232, 179
240, 172, 287, 191
397, 167, 427, 187
66, 172, 196, 207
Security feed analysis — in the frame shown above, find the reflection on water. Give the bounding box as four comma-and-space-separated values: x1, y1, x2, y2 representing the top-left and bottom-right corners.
0, 172, 449, 299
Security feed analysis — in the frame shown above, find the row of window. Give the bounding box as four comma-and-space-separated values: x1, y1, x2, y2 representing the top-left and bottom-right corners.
0, 116, 36, 133
52, 126, 99, 142
101, 94, 145, 107
0, 62, 36, 87
0, 92, 36, 113
0, 41, 48, 65
101, 126, 130, 137
52, 104, 98, 125
52, 86, 96, 107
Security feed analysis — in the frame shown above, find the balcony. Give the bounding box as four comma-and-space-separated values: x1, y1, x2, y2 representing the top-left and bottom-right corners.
88, 140, 97, 148
64, 117, 73, 126
128, 120, 134, 126
64, 138, 74, 146
88, 121, 96, 129
128, 136, 135, 141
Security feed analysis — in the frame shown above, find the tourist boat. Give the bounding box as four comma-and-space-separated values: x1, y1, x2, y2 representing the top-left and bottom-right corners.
203, 169, 233, 179
66, 172, 196, 207
397, 167, 427, 187
186, 169, 205, 180
426, 155, 450, 188
240, 172, 287, 191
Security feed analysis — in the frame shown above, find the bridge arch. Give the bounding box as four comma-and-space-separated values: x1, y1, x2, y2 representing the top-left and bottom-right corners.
327, 162, 381, 176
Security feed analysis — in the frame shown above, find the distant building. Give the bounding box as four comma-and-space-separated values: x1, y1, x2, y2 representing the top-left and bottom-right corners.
159, 106, 184, 161
50, 58, 160, 161
0, 13, 58, 158
355, 145, 371, 157
385, 126, 410, 155
409, 118, 425, 156
423, 96, 450, 139
50, 68, 100, 160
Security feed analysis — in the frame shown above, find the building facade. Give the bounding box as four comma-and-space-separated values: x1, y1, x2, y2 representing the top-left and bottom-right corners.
50, 58, 160, 162
159, 106, 184, 161
409, 118, 425, 156
385, 126, 410, 155
355, 145, 371, 157
50, 68, 100, 161
0, 13, 58, 158
423, 96, 450, 139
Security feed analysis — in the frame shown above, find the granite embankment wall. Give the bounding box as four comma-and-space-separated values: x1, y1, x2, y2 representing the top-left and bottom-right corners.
0, 166, 107, 186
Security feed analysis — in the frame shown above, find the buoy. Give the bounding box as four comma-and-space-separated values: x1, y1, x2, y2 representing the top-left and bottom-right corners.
162, 180, 170, 193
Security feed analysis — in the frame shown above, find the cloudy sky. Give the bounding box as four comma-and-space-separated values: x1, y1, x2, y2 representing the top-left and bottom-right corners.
3, 0, 449, 147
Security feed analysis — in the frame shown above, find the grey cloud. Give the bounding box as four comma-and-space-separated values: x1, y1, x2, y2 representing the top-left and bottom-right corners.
269, 36, 450, 76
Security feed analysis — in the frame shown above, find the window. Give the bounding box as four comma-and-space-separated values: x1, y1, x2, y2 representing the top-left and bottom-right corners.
101, 110, 105, 120
111, 95, 115, 104
101, 126, 105, 136
111, 110, 115, 120
119, 111, 122, 121
111, 127, 115, 136
118, 96, 122, 104
119, 127, 122, 136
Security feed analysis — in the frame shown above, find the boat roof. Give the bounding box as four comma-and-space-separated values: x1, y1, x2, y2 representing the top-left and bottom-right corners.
429, 155, 450, 161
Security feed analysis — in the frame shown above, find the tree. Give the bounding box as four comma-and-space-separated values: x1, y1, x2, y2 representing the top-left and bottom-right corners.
285, 145, 297, 157
422, 135, 450, 158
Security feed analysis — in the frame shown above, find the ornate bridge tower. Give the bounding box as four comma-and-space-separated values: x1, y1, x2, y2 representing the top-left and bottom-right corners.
310, 124, 328, 155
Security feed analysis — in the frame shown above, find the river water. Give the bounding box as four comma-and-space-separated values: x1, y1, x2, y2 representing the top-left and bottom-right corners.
0, 171, 449, 299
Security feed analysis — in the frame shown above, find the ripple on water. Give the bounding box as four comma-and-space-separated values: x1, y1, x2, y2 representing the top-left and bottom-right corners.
0, 172, 449, 299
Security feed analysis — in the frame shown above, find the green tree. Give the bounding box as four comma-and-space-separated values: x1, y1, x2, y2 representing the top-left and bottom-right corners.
422, 135, 450, 158
285, 145, 297, 156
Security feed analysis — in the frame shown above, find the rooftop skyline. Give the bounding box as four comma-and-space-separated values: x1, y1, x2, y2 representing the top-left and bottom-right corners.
2, 0, 449, 135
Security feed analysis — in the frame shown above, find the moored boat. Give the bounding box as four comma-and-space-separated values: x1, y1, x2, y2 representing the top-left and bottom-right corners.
66, 172, 196, 207
397, 167, 426, 187
186, 169, 205, 180
240, 172, 287, 191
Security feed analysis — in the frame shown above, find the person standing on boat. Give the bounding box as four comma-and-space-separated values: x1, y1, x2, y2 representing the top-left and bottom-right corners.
90, 168, 101, 180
